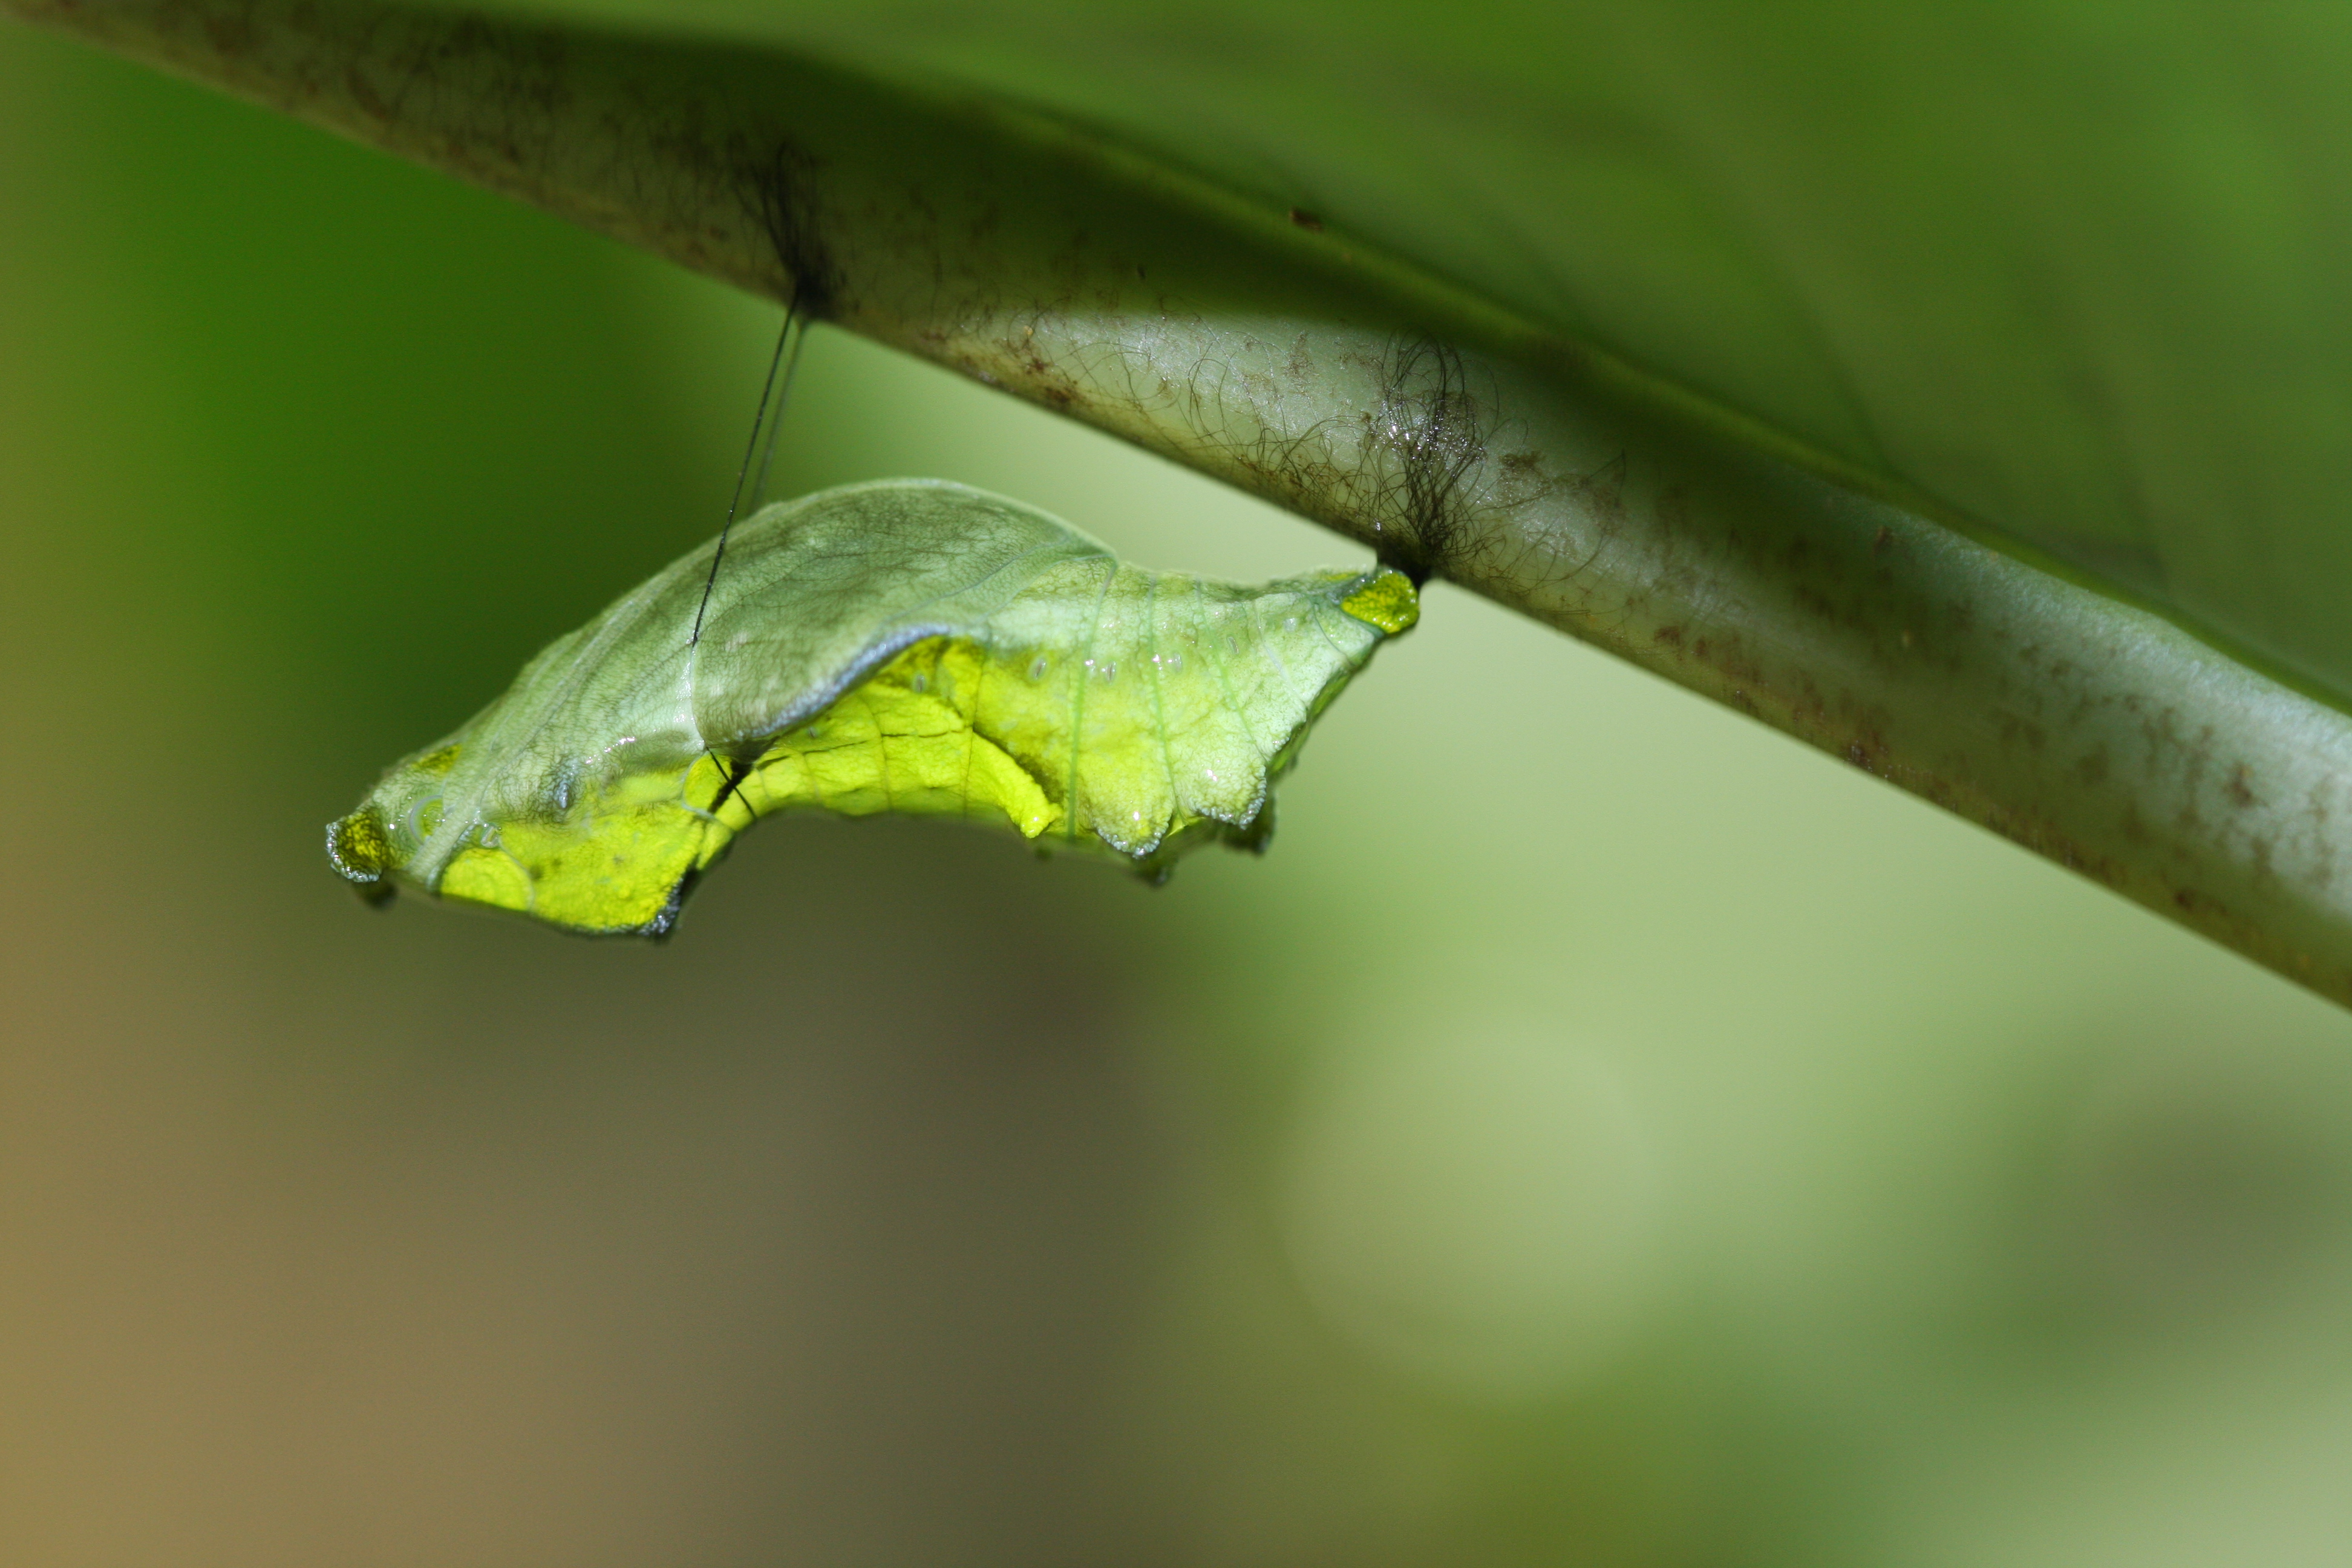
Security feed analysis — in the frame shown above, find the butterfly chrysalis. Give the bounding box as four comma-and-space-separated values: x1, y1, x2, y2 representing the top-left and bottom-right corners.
325, 316, 1417, 936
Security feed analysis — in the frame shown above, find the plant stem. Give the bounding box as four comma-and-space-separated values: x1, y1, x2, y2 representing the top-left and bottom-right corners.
15, 0, 2352, 1004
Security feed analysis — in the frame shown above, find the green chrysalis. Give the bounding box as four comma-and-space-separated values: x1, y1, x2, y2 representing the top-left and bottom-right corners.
325, 480, 1417, 936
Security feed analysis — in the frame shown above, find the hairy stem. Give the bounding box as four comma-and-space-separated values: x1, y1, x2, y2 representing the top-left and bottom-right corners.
14, 0, 2352, 1004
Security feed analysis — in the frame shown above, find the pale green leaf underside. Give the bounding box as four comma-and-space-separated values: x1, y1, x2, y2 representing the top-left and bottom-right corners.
526, 0, 2352, 707
327, 481, 1416, 935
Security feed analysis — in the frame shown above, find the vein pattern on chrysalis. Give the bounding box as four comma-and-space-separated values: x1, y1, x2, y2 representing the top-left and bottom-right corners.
327, 480, 1419, 936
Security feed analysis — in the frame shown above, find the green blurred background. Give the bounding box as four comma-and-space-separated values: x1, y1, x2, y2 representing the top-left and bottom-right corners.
7, 19, 2352, 1566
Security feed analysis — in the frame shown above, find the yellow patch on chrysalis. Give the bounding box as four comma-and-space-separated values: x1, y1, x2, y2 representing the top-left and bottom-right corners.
416, 639, 1066, 935
325, 807, 393, 883
412, 743, 463, 777
1340, 569, 1420, 635
733, 639, 1063, 839
440, 759, 724, 932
